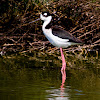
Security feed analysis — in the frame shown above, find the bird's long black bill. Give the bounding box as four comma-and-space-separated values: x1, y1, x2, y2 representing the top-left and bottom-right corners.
29, 18, 40, 24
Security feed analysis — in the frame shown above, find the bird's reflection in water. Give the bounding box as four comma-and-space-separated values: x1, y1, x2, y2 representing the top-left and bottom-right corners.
60, 69, 66, 97
46, 69, 69, 100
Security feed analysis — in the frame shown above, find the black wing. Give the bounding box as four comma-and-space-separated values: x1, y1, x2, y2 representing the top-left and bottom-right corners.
52, 25, 82, 43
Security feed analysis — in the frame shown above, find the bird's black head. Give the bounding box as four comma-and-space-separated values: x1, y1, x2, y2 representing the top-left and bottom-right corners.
40, 12, 52, 22
42, 12, 51, 17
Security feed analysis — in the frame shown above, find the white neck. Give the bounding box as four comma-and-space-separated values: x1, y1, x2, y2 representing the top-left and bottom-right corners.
42, 16, 52, 30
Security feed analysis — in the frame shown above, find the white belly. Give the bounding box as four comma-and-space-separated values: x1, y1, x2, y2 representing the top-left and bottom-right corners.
43, 29, 71, 48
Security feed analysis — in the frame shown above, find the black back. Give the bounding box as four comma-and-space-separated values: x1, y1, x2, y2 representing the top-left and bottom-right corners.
52, 25, 82, 43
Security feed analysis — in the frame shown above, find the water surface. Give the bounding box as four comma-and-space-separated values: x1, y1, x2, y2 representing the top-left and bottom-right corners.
0, 54, 100, 100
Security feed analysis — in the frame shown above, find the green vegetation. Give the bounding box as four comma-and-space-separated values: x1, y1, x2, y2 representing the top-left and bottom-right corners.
0, 49, 99, 69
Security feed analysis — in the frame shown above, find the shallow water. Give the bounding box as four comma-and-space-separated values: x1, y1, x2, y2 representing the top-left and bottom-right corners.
0, 54, 100, 100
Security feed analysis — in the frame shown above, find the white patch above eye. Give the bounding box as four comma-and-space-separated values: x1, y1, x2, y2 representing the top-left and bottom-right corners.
44, 13, 47, 16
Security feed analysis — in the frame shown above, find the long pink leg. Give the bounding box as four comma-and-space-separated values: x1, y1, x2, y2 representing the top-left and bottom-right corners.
60, 48, 66, 71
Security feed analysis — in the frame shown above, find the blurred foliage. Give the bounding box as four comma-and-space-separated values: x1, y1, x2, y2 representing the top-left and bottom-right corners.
0, 0, 100, 54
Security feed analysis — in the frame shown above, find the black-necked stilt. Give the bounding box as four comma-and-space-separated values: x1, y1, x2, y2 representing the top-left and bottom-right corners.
40, 12, 82, 71
32, 12, 82, 71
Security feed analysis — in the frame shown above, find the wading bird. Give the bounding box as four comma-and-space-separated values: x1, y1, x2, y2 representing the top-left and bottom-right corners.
33, 12, 82, 71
